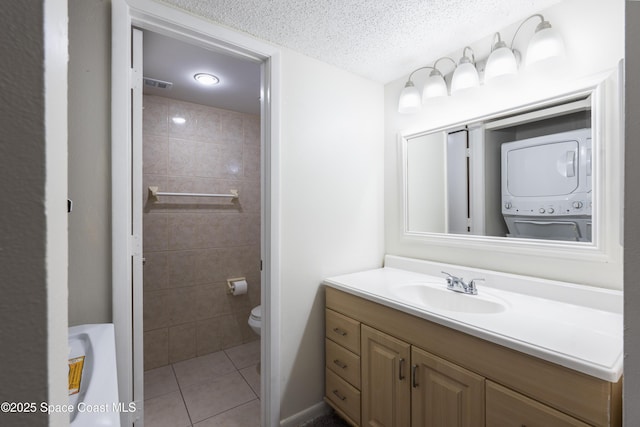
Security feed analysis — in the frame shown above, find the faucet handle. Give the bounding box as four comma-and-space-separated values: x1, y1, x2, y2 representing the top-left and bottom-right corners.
467, 278, 484, 294
441, 271, 455, 284
441, 271, 458, 280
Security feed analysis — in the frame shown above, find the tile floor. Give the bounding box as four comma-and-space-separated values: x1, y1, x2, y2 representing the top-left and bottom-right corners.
144, 340, 261, 427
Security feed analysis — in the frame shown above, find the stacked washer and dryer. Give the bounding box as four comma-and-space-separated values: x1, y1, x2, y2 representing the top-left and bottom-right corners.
501, 128, 592, 242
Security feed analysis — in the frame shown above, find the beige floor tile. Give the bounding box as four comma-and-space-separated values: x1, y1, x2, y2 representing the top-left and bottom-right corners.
144, 365, 179, 400
181, 371, 256, 423
224, 340, 260, 370
239, 365, 260, 398
173, 351, 236, 389
193, 399, 260, 427
144, 391, 191, 427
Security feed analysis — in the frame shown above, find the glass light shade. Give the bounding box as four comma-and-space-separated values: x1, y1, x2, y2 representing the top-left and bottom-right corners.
451, 62, 480, 94
194, 73, 220, 86
422, 73, 448, 100
398, 82, 421, 114
525, 26, 565, 67
484, 46, 518, 83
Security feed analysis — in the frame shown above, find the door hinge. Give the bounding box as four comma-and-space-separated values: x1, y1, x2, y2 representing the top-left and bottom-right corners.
129, 234, 142, 257
130, 67, 139, 90
466, 148, 471, 157
260, 260, 263, 271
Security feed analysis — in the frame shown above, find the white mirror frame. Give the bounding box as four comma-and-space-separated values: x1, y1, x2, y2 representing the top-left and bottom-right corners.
399, 66, 623, 263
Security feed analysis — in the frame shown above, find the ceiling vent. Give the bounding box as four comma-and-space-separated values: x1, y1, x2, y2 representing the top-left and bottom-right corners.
143, 77, 173, 90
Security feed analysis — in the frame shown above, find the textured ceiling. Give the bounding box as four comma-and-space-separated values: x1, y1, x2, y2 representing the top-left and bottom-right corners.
159, 0, 563, 83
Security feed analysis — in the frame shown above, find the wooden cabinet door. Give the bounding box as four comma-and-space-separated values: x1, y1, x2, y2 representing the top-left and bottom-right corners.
361, 325, 411, 427
486, 381, 591, 427
411, 347, 485, 427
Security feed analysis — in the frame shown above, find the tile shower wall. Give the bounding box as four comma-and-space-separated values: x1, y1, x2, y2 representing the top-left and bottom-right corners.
142, 95, 261, 370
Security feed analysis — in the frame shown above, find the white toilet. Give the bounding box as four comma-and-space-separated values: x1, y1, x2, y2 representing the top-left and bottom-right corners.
248, 305, 261, 336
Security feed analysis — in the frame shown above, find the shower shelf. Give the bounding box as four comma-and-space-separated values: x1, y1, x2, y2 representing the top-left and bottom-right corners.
148, 186, 239, 201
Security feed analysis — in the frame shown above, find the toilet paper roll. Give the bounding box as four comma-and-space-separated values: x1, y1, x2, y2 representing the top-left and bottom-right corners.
228, 279, 248, 296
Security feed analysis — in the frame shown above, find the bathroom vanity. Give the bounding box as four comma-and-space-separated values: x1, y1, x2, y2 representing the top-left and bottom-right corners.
323, 256, 622, 427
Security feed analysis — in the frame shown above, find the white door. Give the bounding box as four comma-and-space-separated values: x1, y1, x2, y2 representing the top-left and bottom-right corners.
112, 20, 144, 426
112, 4, 281, 426
131, 27, 145, 426
447, 130, 470, 234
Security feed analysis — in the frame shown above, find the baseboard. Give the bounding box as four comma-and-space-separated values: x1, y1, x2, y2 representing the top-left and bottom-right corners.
279, 401, 330, 427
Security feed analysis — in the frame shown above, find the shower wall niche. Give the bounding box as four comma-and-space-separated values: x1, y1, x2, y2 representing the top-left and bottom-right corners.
142, 95, 261, 370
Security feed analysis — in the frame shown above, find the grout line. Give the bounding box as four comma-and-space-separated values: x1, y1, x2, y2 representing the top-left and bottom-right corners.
145, 346, 260, 426
172, 362, 195, 427
194, 398, 261, 427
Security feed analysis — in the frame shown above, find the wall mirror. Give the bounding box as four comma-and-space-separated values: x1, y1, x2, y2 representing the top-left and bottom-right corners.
400, 69, 622, 259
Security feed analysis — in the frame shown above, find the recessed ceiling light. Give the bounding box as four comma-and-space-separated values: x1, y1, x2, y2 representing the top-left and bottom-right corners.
172, 117, 186, 124
194, 73, 220, 86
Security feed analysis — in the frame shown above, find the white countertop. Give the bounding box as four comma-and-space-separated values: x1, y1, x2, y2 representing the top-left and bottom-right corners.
323, 257, 623, 382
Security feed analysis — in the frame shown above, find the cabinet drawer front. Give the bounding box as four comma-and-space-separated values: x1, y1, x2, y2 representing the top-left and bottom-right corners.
326, 309, 360, 355
326, 338, 361, 389
326, 368, 361, 425
486, 381, 591, 427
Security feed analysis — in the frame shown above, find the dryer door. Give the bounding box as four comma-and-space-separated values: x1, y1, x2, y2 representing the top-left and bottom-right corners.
505, 140, 579, 197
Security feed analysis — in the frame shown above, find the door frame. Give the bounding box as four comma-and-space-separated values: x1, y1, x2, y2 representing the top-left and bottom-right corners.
111, 0, 281, 425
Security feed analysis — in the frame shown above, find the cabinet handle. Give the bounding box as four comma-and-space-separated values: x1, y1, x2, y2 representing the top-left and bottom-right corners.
399, 358, 405, 380
332, 389, 347, 401
411, 365, 419, 388
332, 327, 347, 336
333, 359, 347, 369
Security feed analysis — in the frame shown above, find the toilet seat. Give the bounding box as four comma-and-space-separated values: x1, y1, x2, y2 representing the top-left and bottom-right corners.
248, 305, 261, 336
250, 305, 261, 321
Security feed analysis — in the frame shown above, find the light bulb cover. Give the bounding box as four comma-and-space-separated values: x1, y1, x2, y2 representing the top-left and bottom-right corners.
422, 71, 448, 100
485, 44, 518, 83
398, 80, 421, 114
451, 61, 480, 94
194, 73, 220, 86
525, 23, 565, 66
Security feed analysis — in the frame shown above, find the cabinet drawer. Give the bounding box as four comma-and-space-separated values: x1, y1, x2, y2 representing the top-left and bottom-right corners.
326, 309, 360, 355
326, 368, 361, 426
486, 381, 591, 427
326, 338, 361, 389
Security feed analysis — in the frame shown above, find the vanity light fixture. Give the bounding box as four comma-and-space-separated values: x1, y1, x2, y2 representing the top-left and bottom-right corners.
194, 72, 220, 86
484, 32, 518, 83
398, 78, 422, 114
451, 47, 480, 94
525, 16, 565, 66
397, 13, 566, 114
422, 57, 456, 101
398, 57, 456, 113
512, 14, 566, 67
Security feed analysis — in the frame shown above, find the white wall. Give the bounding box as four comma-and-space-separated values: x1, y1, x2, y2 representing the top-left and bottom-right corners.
278, 47, 385, 420
384, 0, 625, 289
68, 0, 113, 326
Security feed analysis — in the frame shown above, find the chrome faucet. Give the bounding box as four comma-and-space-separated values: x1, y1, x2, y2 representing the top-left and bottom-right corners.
441, 271, 482, 295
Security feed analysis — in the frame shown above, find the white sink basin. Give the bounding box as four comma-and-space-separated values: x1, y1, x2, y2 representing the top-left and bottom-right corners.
391, 282, 507, 314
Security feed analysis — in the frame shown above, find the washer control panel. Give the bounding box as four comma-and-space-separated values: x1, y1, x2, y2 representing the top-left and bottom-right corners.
502, 196, 591, 216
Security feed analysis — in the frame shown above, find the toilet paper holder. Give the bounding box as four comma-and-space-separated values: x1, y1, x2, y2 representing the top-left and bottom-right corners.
227, 277, 248, 295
